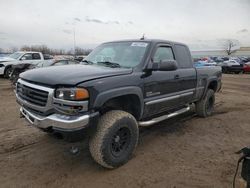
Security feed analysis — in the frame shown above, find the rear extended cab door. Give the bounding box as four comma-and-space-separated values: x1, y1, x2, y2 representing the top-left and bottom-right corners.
172, 44, 197, 104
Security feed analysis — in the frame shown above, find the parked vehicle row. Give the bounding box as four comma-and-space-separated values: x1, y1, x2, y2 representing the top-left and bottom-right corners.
0, 51, 86, 86
0, 51, 53, 78
193, 56, 250, 74
244, 62, 250, 73
10, 59, 79, 85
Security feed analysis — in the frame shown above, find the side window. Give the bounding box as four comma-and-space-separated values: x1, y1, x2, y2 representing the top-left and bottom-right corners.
174, 45, 192, 68
153, 46, 174, 63
32, 53, 41, 60
21, 53, 32, 60
43, 54, 53, 60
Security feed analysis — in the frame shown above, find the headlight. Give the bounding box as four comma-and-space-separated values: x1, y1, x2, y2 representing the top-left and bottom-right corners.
55, 88, 89, 101
0, 64, 5, 68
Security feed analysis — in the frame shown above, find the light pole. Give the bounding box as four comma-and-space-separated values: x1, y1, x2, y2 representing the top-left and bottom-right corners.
73, 28, 76, 57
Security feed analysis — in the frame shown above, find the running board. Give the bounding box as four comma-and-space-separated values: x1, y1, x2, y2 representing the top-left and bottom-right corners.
138, 106, 190, 127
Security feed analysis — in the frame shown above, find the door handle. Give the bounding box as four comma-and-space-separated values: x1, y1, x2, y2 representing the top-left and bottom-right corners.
174, 74, 180, 79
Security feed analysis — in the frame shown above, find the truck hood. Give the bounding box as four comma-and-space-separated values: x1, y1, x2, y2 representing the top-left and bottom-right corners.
0, 57, 16, 62
20, 64, 132, 86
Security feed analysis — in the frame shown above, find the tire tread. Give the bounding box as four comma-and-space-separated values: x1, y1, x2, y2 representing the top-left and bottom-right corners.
89, 110, 138, 168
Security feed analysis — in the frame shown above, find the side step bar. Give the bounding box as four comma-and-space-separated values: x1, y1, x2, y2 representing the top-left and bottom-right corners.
138, 106, 190, 127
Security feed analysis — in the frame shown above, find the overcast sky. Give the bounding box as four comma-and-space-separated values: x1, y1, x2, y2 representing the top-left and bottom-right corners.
0, 0, 249, 50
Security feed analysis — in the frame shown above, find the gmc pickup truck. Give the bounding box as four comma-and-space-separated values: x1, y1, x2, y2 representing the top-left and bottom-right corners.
0, 51, 51, 78
15, 39, 222, 168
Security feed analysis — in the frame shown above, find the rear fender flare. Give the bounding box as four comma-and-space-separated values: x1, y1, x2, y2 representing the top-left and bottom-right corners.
201, 77, 218, 99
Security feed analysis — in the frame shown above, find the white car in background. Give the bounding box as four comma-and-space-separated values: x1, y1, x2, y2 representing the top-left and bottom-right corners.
0, 51, 51, 78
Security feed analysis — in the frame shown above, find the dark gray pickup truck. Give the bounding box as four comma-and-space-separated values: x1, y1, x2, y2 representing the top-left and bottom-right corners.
15, 39, 222, 168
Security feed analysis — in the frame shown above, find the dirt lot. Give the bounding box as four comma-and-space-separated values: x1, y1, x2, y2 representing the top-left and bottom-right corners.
0, 74, 250, 188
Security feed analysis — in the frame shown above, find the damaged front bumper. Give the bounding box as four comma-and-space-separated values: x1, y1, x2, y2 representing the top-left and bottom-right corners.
20, 107, 98, 132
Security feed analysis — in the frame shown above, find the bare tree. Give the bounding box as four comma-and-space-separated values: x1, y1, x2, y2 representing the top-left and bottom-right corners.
10, 47, 18, 53
223, 39, 240, 55
2, 45, 92, 56
75, 47, 92, 55
20, 45, 31, 51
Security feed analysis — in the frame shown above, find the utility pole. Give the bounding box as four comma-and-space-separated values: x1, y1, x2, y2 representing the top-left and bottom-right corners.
73, 28, 76, 57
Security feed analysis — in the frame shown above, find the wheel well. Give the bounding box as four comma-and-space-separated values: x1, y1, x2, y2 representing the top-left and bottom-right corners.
208, 81, 218, 92
4, 65, 11, 73
100, 95, 141, 120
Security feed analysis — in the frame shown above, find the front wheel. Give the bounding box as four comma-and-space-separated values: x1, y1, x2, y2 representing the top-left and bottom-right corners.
195, 89, 215, 117
89, 110, 139, 168
4, 67, 12, 78
10, 72, 19, 86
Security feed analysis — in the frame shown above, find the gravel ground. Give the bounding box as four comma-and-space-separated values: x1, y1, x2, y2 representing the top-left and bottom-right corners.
0, 74, 250, 188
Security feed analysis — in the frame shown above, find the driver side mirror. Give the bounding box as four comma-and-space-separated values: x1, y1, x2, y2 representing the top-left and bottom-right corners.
148, 60, 178, 71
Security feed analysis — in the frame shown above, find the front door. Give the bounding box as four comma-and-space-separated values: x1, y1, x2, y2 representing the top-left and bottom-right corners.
143, 44, 183, 117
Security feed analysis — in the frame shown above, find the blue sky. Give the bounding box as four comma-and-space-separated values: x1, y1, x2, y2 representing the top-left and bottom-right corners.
0, 0, 249, 50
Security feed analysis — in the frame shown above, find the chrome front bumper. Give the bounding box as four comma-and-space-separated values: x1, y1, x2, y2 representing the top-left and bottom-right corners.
20, 107, 91, 131
0, 67, 5, 75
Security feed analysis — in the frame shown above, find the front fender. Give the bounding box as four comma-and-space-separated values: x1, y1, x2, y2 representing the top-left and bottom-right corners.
93, 86, 144, 118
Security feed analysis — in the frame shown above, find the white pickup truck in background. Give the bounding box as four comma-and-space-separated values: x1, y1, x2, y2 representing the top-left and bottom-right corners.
0, 51, 52, 78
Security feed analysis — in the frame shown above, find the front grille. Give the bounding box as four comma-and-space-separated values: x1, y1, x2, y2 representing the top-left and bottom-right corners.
17, 82, 49, 107
24, 105, 54, 116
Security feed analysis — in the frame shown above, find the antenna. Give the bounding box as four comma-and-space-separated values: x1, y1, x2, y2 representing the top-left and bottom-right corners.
140, 33, 145, 40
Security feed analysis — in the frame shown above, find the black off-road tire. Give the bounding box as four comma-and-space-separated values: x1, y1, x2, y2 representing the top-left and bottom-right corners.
195, 89, 215, 117
89, 110, 139, 169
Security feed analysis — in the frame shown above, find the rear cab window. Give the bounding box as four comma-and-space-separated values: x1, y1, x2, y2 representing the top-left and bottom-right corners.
32, 53, 41, 60
174, 44, 193, 68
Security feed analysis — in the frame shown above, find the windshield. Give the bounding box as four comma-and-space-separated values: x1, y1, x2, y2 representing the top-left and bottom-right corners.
9, 52, 24, 60
83, 41, 149, 68
36, 60, 54, 67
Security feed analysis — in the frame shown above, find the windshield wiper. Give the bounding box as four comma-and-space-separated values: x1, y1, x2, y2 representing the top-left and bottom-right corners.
97, 61, 121, 68
81, 60, 94, 65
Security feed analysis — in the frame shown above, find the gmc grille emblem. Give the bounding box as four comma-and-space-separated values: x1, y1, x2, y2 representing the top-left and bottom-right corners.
22, 88, 31, 96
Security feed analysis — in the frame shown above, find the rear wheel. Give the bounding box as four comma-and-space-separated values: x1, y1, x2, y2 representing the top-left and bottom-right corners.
222, 67, 227, 73
89, 110, 139, 168
196, 89, 215, 117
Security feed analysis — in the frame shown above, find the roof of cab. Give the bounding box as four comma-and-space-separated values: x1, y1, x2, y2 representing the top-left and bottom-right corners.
103, 39, 187, 47
16, 51, 42, 54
